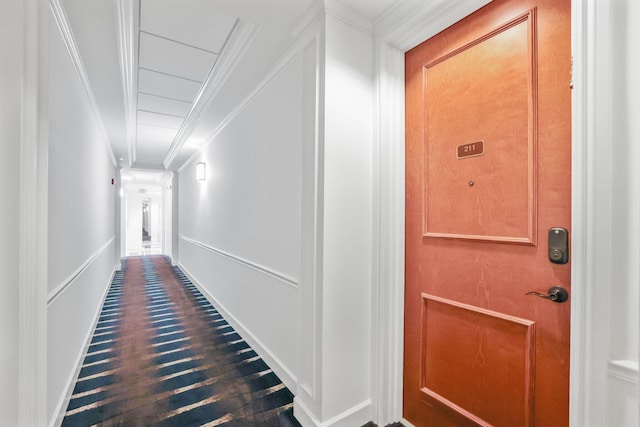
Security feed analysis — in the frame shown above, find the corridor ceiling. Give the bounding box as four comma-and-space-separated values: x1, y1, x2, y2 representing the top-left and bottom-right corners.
59, 0, 398, 171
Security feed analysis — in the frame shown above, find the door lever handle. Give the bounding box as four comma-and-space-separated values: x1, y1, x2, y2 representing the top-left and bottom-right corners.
526, 286, 569, 303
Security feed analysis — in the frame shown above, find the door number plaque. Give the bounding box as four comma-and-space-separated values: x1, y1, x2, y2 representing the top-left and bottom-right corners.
456, 141, 484, 159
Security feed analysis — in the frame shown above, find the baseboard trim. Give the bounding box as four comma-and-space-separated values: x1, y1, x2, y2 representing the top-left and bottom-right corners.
178, 263, 298, 391
49, 268, 116, 427
400, 418, 415, 427
294, 397, 373, 427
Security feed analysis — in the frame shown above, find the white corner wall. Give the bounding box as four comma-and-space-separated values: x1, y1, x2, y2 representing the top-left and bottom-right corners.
0, 0, 25, 424
317, 9, 373, 424
46, 8, 117, 425
178, 39, 306, 391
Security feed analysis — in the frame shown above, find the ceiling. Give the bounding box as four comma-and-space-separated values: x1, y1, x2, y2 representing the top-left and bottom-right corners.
60, 0, 400, 173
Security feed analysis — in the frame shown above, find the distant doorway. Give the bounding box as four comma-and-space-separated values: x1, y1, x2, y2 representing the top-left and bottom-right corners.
141, 200, 161, 254
121, 169, 173, 258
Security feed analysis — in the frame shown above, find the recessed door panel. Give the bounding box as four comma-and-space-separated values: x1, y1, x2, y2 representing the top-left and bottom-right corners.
424, 12, 536, 244
420, 295, 535, 426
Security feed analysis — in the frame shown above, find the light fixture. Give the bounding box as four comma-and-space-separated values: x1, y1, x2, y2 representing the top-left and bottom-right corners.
196, 162, 206, 181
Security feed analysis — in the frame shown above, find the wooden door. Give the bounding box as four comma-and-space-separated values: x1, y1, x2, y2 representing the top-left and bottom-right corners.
404, 0, 571, 426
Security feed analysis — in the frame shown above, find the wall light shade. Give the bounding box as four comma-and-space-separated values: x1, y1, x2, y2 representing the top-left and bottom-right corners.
196, 162, 206, 181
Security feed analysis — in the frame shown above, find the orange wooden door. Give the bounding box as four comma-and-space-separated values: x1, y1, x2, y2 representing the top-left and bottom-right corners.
404, 0, 571, 426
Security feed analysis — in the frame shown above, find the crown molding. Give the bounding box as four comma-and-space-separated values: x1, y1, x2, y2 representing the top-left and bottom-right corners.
324, 0, 373, 36
293, 0, 373, 38
114, 0, 138, 168
374, 0, 492, 50
291, 0, 324, 38
163, 19, 261, 169
49, 0, 117, 166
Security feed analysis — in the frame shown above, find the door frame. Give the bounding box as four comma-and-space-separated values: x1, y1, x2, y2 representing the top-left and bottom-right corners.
371, 0, 602, 425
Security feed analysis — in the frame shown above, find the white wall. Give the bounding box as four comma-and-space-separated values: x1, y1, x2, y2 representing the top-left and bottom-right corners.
605, 0, 640, 423
178, 4, 375, 426
46, 8, 117, 424
294, 8, 375, 426
0, 0, 25, 424
178, 41, 305, 390
317, 10, 373, 423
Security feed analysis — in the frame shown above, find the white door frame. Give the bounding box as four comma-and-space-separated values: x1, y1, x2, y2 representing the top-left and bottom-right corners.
371, 0, 602, 425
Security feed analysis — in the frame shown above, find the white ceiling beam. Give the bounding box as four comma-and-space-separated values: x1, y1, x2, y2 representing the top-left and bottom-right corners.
114, 0, 138, 168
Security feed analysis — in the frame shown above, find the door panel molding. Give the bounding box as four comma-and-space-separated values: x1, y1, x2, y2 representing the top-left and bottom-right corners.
421, 10, 538, 244
420, 294, 535, 427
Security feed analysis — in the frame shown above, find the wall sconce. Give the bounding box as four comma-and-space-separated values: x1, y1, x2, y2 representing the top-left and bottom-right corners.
196, 162, 206, 181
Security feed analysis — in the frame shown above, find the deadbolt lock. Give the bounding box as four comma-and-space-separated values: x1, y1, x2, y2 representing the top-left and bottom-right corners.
548, 227, 569, 264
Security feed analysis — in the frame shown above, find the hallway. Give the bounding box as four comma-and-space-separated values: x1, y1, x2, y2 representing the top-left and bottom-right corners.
2, 0, 639, 426
62, 256, 299, 426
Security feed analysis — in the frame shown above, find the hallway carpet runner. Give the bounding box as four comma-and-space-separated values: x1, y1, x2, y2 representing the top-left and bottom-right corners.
62, 255, 300, 426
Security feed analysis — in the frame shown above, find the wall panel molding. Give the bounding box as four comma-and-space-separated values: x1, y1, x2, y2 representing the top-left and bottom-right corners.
47, 237, 115, 306
179, 235, 298, 287
49, 0, 116, 166
295, 31, 324, 409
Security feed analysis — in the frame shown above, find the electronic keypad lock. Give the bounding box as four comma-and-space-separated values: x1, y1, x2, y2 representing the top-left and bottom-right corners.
548, 227, 569, 264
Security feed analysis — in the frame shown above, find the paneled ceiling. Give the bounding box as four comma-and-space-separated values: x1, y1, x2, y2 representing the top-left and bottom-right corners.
59, 0, 400, 172
134, 0, 236, 167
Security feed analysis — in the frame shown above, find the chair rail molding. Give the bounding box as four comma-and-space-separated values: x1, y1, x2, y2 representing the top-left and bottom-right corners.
47, 237, 116, 306
179, 235, 299, 288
